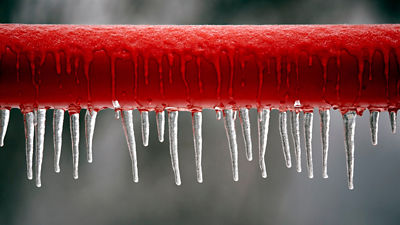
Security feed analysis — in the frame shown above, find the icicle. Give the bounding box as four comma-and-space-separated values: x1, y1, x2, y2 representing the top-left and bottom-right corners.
343, 111, 357, 190
168, 111, 181, 185
192, 111, 203, 183
223, 109, 239, 181
369, 111, 379, 145
279, 111, 292, 168
35, 109, 46, 187
216, 110, 222, 120
85, 110, 97, 163
320, 110, 330, 179
24, 112, 34, 180
239, 108, 252, 161
156, 111, 165, 142
0, 109, 10, 147
258, 108, 270, 178
304, 112, 314, 179
390, 111, 397, 134
290, 111, 301, 172
121, 110, 139, 182
141, 111, 149, 146
70, 113, 79, 180
53, 109, 64, 173
233, 110, 237, 121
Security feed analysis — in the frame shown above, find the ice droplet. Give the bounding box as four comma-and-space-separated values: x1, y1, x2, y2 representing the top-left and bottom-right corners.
0, 109, 10, 147
85, 110, 97, 163
369, 111, 379, 145
192, 111, 203, 183
53, 109, 64, 173
121, 110, 139, 182
239, 108, 252, 161
223, 109, 239, 181
304, 112, 314, 179
168, 111, 181, 185
35, 109, 46, 187
290, 111, 302, 173
156, 111, 165, 142
389, 111, 397, 134
320, 109, 330, 179
24, 112, 34, 180
279, 111, 292, 168
343, 111, 357, 190
258, 108, 270, 178
141, 111, 149, 147
70, 113, 80, 180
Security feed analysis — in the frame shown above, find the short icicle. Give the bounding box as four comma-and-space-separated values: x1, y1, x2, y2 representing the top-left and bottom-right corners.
121, 110, 139, 182
258, 108, 270, 178
320, 109, 330, 179
239, 108, 253, 161
35, 109, 46, 187
369, 111, 379, 145
156, 111, 165, 142
0, 109, 10, 147
304, 112, 314, 179
141, 111, 149, 147
168, 111, 181, 185
24, 112, 34, 180
389, 111, 397, 134
216, 110, 222, 120
192, 111, 203, 183
290, 111, 302, 172
85, 110, 97, 163
343, 111, 357, 190
223, 109, 239, 181
53, 109, 64, 173
279, 111, 292, 168
70, 113, 80, 180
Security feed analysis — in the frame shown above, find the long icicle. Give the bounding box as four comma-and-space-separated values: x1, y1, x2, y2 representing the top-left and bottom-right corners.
24, 112, 34, 180
343, 111, 357, 190
192, 111, 203, 183
168, 111, 181, 185
279, 111, 292, 168
223, 109, 239, 181
239, 108, 252, 161
121, 110, 139, 182
53, 109, 64, 173
141, 111, 149, 147
156, 111, 165, 142
290, 111, 302, 172
389, 111, 397, 134
304, 112, 314, 179
85, 110, 97, 163
35, 109, 46, 187
258, 108, 270, 178
370, 111, 379, 145
320, 109, 330, 179
0, 109, 10, 147
70, 113, 80, 180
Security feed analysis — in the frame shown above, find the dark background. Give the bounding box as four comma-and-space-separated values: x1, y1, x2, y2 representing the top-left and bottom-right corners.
1, 0, 400, 224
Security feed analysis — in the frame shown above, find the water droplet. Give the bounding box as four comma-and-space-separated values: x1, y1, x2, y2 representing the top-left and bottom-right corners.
343, 111, 357, 190
239, 108, 252, 161
258, 108, 270, 178
320, 110, 330, 179
279, 111, 292, 168
53, 109, 64, 173
141, 111, 149, 147
290, 111, 301, 173
168, 111, 181, 185
24, 112, 34, 180
223, 109, 239, 181
35, 109, 46, 187
85, 110, 97, 163
192, 111, 203, 183
121, 110, 139, 182
304, 112, 314, 179
369, 111, 379, 145
0, 109, 10, 147
156, 111, 165, 142
70, 113, 79, 180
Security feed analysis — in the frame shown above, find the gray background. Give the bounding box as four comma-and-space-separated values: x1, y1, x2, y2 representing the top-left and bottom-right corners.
1, 0, 400, 224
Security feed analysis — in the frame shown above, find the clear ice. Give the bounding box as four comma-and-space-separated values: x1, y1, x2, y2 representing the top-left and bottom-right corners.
304, 112, 314, 179
156, 111, 165, 142
121, 110, 139, 182
369, 111, 379, 145
290, 111, 302, 172
70, 113, 80, 180
85, 110, 97, 163
224, 109, 239, 181
0, 109, 10, 147
53, 109, 64, 173
279, 111, 292, 168
320, 110, 330, 179
168, 111, 181, 185
389, 111, 397, 134
192, 112, 203, 183
343, 111, 357, 190
35, 109, 46, 187
258, 108, 270, 178
239, 108, 253, 161
141, 111, 149, 147
24, 112, 34, 180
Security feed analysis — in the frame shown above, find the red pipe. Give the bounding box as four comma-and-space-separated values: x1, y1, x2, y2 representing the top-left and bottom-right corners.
0, 24, 399, 113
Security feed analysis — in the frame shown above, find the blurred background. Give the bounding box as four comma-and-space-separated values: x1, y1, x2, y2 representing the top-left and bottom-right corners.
1, 0, 400, 224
